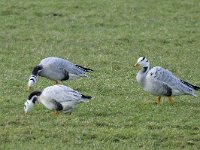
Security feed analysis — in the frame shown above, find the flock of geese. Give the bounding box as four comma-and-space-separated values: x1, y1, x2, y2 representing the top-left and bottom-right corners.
24, 56, 200, 114
24, 57, 93, 114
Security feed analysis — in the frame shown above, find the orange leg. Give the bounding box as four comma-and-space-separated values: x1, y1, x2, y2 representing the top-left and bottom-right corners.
54, 111, 60, 115
53, 81, 60, 85
168, 96, 173, 104
156, 96, 161, 104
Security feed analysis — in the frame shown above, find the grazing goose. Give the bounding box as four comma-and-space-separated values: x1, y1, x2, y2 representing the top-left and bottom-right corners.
27, 57, 93, 90
24, 85, 92, 114
134, 57, 200, 104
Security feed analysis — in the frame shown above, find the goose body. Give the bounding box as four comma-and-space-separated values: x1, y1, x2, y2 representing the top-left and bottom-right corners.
24, 85, 92, 114
134, 57, 200, 104
28, 57, 93, 90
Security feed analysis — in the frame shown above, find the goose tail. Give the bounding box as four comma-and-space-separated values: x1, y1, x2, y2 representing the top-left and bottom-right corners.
75, 64, 93, 72
81, 94, 93, 102
180, 80, 200, 90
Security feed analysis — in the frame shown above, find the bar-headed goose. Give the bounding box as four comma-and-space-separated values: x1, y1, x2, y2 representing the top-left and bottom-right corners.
134, 57, 200, 104
24, 85, 92, 114
27, 57, 93, 90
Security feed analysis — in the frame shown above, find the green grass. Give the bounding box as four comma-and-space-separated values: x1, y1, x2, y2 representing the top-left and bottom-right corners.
0, 0, 200, 149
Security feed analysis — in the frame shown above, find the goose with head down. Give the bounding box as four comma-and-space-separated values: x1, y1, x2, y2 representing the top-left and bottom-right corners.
24, 85, 92, 114
134, 57, 200, 104
27, 57, 93, 90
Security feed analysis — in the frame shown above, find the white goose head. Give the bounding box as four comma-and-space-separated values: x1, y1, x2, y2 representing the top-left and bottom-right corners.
24, 91, 41, 113
134, 57, 150, 68
27, 75, 38, 90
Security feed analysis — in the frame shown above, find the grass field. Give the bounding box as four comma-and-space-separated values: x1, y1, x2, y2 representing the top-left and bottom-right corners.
0, 0, 200, 149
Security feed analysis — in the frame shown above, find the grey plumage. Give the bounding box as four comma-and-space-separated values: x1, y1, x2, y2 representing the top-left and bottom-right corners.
24, 85, 92, 114
134, 57, 200, 103
28, 57, 93, 89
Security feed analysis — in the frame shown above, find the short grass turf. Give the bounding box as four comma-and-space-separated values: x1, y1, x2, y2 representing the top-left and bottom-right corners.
0, 0, 200, 149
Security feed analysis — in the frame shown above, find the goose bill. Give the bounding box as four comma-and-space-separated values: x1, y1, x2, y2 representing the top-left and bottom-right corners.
134, 63, 140, 67
27, 86, 32, 91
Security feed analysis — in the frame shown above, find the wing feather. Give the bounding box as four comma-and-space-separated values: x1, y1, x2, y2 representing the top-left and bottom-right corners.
145, 66, 180, 96
146, 66, 179, 89
43, 85, 88, 103
146, 66, 195, 96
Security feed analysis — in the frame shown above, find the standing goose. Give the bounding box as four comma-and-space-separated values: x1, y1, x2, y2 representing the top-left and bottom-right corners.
134, 57, 200, 104
27, 57, 93, 90
24, 85, 92, 114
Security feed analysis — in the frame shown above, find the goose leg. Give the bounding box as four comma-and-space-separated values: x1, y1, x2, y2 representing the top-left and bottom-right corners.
156, 96, 161, 104
54, 111, 60, 115
167, 96, 173, 104
54, 81, 61, 85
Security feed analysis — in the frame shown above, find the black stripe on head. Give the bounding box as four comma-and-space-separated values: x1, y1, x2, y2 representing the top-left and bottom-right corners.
32, 65, 43, 76
141, 57, 146, 61
28, 91, 42, 100
29, 75, 37, 83
32, 97, 37, 103
30, 78, 36, 82
30, 75, 37, 78
141, 57, 149, 62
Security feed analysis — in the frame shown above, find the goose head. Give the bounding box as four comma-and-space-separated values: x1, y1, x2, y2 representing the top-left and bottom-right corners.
24, 91, 41, 114
134, 57, 150, 68
27, 65, 43, 91
27, 75, 38, 91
